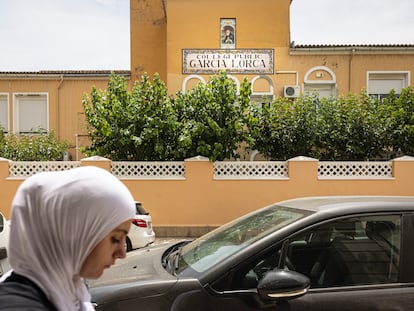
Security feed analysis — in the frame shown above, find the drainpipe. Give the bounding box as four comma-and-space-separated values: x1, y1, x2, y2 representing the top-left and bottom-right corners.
348, 49, 355, 93
56, 75, 64, 139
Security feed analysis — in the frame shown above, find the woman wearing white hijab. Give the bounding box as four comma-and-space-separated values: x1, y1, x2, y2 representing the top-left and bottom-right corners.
0, 166, 136, 310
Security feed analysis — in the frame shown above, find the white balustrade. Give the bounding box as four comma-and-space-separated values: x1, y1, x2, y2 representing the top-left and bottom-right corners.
111, 161, 185, 179
6, 160, 394, 180
318, 161, 393, 179
213, 161, 288, 179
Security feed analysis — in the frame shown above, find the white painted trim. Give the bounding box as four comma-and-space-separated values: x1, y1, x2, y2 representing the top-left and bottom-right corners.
304, 66, 337, 84
366, 70, 410, 94
181, 75, 206, 93
12, 92, 49, 134
0, 93, 9, 133
251, 75, 274, 96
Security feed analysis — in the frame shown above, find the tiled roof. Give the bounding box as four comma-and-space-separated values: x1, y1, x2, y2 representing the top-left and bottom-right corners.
293, 43, 414, 48
0, 70, 130, 76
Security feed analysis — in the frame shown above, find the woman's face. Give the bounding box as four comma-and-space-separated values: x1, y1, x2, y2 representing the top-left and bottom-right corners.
80, 219, 132, 279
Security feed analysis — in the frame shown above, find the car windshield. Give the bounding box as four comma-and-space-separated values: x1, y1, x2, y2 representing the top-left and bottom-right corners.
176, 204, 312, 275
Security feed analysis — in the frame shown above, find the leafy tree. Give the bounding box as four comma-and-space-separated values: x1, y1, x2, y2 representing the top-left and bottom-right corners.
83, 73, 181, 160
314, 91, 387, 160
174, 72, 252, 161
248, 94, 318, 160
249, 90, 392, 161
83, 71, 413, 162
82, 72, 252, 161
383, 87, 414, 156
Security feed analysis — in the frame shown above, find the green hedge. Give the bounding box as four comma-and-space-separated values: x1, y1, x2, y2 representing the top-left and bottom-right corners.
248, 88, 414, 160
0, 128, 70, 161
82, 72, 413, 161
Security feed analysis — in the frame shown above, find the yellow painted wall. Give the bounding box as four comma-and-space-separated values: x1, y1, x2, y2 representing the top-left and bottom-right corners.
165, 0, 291, 92
129, 0, 414, 96
130, 0, 167, 83
1, 0, 414, 162
0, 76, 123, 159
1, 157, 414, 236
1, 1, 414, 237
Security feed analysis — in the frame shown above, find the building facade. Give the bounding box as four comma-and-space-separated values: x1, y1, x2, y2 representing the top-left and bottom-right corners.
1, 0, 414, 159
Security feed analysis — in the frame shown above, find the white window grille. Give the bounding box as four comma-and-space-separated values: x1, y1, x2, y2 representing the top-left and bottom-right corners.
111, 162, 185, 179
367, 71, 409, 99
303, 66, 337, 98
251, 75, 274, 105
214, 161, 288, 179
318, 161, 393, 179
13, 93, 48, 134
9, 161, 81, 178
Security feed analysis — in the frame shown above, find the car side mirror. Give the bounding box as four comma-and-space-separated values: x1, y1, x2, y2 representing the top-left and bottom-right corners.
257, 269, 310, 301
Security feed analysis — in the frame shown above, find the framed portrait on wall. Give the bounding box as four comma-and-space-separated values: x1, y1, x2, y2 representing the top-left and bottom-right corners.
220, 18, 236, 49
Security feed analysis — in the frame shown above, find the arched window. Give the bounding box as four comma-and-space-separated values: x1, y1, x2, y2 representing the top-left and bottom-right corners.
304, 66, 337, 98
251, 75, 274, 104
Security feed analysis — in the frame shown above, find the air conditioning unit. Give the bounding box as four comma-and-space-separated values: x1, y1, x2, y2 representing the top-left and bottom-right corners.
283, 85, 300, 98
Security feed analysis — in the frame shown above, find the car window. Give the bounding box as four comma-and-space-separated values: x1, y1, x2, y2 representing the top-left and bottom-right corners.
212, 214, 401, 292
135, 202, 149, 215
287, 215, 401, 288
177, 205, 312, 276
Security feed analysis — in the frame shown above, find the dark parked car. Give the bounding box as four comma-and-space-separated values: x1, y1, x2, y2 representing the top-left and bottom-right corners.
89, 196, 414, 310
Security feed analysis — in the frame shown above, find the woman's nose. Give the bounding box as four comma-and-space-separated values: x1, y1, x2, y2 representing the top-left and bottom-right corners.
117, 247, 127, 258
116, 241, 127, 258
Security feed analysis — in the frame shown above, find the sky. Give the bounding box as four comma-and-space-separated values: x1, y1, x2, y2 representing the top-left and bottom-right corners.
0, 0, 413, 71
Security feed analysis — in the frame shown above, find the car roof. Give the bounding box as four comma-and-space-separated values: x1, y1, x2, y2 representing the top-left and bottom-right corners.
276, 196, 414, 215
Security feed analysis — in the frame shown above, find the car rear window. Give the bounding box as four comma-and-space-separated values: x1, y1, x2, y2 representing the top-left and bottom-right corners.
135, 202, 149, 215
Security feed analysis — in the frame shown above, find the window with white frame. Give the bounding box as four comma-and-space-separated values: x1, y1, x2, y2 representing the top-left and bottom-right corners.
303, 83, 337, 98
13, 93, 48, 134
367, 71, 410, 99
303, 66, 337, 98
251, 75, 274, 106
0, 94, 8, 133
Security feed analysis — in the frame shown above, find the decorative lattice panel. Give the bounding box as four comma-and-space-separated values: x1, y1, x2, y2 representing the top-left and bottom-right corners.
9, 161, 81, 178
214, 161, 288, 179
318, 161, 393, 179
111, 162, 185, 179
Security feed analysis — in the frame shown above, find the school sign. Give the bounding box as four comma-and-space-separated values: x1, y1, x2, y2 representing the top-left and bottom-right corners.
182, 49, 274, 74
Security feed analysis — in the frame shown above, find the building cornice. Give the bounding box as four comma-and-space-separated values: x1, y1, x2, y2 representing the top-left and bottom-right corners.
290, 44, 414, 55
0, 70, 131, 80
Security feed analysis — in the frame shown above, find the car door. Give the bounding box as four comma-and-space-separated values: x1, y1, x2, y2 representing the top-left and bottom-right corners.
207, 212, 414, 311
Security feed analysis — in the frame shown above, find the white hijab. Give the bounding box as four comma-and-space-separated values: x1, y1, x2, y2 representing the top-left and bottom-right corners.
6, 166, 136, 311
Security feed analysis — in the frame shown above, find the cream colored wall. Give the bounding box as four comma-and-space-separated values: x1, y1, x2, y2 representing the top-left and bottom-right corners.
0, 77, 116, 159
1, 157, 414, 232
1, 0, 414, 236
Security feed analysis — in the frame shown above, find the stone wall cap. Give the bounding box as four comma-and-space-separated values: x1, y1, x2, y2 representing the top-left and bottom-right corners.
392, 155, 414, 161
185, 155, 210, 161
81, 155, 110, 161
288, 156, 318, 161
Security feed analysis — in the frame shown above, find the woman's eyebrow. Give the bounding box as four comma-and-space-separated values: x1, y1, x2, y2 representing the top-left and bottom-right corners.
113, 228, 128, 235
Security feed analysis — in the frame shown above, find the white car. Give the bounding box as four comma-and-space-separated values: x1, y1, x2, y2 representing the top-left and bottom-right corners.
0, 212, 11, 277
126, 202, 155, 252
